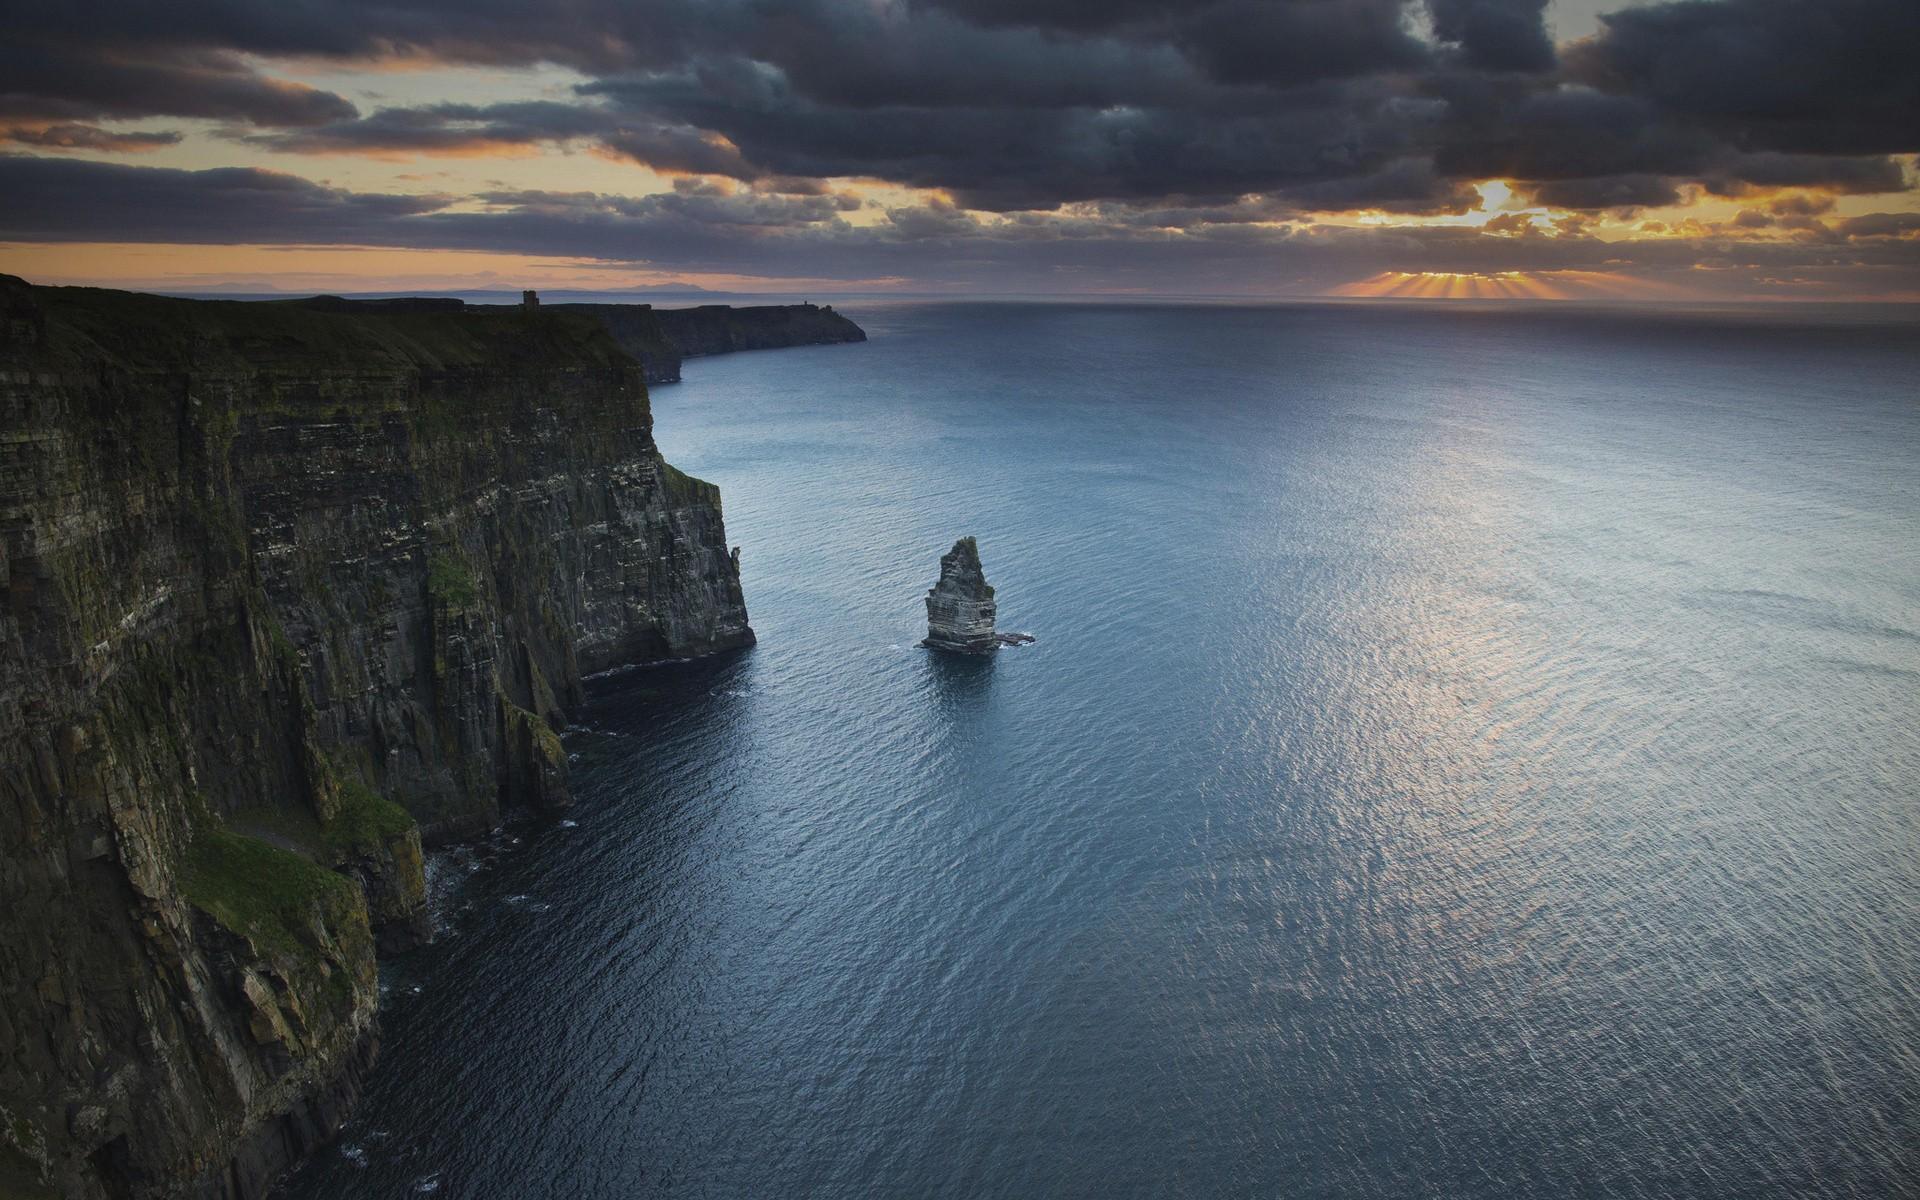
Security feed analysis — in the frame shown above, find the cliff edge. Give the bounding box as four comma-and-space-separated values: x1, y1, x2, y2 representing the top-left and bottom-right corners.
0, 276, 752, 1199
553, 301, 866, 384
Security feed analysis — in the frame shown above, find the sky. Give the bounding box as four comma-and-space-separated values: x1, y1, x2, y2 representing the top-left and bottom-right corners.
1, 0, 1916, 300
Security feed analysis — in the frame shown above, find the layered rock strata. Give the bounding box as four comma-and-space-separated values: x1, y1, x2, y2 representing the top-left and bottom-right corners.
0, 276, 752, 1199
922, 537, 1000, 653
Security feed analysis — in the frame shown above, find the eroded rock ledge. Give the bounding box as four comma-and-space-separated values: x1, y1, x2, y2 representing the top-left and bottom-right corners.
0, 276, 752, 1199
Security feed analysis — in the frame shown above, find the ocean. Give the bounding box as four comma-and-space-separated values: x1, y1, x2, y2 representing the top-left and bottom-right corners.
282, 301, 1920, 1198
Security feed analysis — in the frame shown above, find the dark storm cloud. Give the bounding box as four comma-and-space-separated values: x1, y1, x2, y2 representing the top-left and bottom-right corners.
1565, 0, 1920, 157
1426, 0, 1553, 71
1700, 153, 1909, 197
1172, 2, 1428, 87
907, 0, 1176, 34
0, 0, 1915, 260
476, 178, 860, 227
717, 5, 1207, 110
7, 154, 1917, 300
1523, 173, 1682, 211
0, 0, 1427, 218
0, 155, 446, 244
1767, 194, 1835, 219
594, 124, 763, 180
0, 41, 356, 126
1434, 86, 1716, 182
1089, 158, 1477, 229
581, 62, 1446, 211
0, 155, 863, 257
912, 0, 1548, 75
1836, 212, 1920, 240
0, 1, 706, 75
242, 98, 777, 182
240, 102, 612, 155
1278, 156, 1483, 213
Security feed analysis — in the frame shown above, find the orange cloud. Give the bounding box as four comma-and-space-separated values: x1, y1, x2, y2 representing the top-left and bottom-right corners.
0, 241, 910, 296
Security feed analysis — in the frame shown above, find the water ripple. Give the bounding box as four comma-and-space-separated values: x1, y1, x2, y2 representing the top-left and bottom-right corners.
285, 301, 1920, 1200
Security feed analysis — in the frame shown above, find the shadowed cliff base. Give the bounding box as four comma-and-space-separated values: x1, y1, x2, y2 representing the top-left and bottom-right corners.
0, 274, 751, 1199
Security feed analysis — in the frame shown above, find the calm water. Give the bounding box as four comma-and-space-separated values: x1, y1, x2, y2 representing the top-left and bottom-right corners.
285, 302, 1920, 1199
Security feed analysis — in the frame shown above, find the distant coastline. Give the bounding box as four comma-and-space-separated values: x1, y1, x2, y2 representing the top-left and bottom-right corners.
549, 300, 866, 384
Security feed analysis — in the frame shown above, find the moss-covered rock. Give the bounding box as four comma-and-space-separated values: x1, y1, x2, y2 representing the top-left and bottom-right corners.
324, 779, 415, 858
178, 829, 363, 964
426, 552, 479, 613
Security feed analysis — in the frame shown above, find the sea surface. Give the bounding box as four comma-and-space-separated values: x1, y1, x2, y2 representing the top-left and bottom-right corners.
284, 301, 1920, 1199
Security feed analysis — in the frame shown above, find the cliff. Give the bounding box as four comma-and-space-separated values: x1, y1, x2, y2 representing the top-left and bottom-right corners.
0, 277, 752, 1199
552, 302, 866, 384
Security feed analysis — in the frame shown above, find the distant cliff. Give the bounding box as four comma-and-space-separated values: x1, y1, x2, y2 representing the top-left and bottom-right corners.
552, 302, 866, 384
0, 277, 751, 1199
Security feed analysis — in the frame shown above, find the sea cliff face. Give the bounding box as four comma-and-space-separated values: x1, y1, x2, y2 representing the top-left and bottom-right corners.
554, 302, 866, 384
0, 278, 751, 1199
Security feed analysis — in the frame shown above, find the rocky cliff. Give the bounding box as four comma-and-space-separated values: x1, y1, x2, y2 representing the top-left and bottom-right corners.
553, 302, 866, 384
923, 537, 999, 654
0, 277, 752, 1199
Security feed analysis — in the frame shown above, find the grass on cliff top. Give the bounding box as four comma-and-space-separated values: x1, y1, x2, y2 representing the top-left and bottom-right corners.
326, 779, 415, 855
178, 828, 357, 960
26, 284, 636, 375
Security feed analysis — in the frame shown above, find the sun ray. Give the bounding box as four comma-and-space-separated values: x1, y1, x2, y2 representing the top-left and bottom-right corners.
1329, 269, 1698, 302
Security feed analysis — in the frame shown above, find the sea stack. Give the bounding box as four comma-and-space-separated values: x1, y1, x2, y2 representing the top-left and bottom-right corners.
923, 536, 1000, 653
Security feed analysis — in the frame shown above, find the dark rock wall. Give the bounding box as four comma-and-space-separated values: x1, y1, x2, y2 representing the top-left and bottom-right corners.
0, 278, 752, 1199
555, 302, 866, 384
923, 537, 998, 654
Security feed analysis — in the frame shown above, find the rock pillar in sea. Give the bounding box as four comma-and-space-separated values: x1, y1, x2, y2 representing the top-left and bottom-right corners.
923, 536, 999, 653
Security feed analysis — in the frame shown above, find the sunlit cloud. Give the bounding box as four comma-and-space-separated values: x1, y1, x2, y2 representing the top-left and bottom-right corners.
0, 241, 903, 296
2, 0, 1916, 298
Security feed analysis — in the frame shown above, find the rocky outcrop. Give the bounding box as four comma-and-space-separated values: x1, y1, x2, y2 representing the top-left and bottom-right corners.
923, 537, 1000, 654
0, 276, 752, 1199
554, 302, 866, 384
